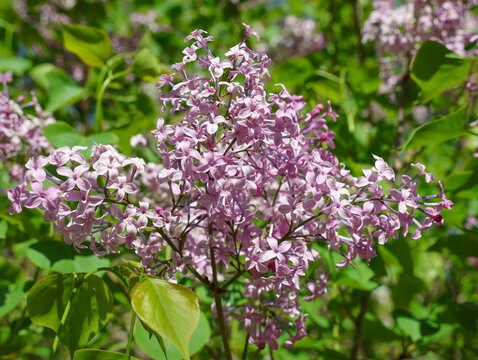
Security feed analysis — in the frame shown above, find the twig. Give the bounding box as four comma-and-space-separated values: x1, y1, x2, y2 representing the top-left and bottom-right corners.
350, 291, 371, 360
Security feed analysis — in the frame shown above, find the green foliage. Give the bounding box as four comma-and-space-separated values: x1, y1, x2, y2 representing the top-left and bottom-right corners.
25, 240, 110, 273
131, 48, 163, 81
134, 312, 211, 360
0, 57, 32, 75
401, 106, 468, 149
62, 24, 113, 67
74, 349, 140, 360
30, 64, 87, 112
43, 121, 118, 152
27, 273, 114, 355
411, 41, 472, 103
0, 281, 29, 317
131, 276, 200, 359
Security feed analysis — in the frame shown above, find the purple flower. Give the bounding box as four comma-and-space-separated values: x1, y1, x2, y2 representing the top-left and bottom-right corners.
7, 183, 26, 214
57, 164, 91, 191
259, 238, 292, 263
25, 156, 49, 182
24, 180, 59, 211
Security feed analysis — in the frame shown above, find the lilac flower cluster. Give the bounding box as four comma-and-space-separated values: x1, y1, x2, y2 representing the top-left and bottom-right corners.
363, 0, 478, 93
256, 16, 326, 61
8, 26, 452, 350
0, 72, 54, 183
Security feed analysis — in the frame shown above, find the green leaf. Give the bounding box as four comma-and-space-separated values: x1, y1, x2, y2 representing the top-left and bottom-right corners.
43, 122, 84, 148
131, 48, 162, 80
0, 282, 28, 317
401, 106, 468, 150
74, 349, 140, 360
62, 23, 113, 67
0, 258, 23, 283
392, 274, 426, 307
334, 261, 378, 291
429, 231, 478, 257
450, 302, 478, 331
29, 64, 87, 112
347, 66, 381, 96
27, 273, 114, 354
30, 64, 62, 90
394, 310, 422, 342
134, 312, 210, 360
445, 170, 478, 198
411, 41, 471, 103
25, 240, 110, 273
270, 57, 315, 91
0, 57, 33, 75
82, 132, 119, 150
45, 71, 87, 112
43, 121, 118, 152
362, 314, 400, 342
131, 276, 200, 359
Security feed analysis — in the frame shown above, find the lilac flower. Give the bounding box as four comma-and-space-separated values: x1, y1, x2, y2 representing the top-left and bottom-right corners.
7, 25, 453, 352
24, 180, 59, 211
208, 57, 232, 78
57, 164, 91, 191
7, 183, 26, 215
259, 238, 292, 263
107, 176, 138, 202
25, 156, 49, 182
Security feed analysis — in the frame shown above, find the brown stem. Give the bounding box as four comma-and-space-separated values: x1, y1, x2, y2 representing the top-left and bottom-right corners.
351, 0, 365, 65
210, 247, 233, 360
394, 55, 411, 171
350, 291, 371, 360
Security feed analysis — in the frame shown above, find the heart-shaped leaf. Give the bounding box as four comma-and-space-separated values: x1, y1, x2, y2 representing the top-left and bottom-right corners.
131, 276, 200, 359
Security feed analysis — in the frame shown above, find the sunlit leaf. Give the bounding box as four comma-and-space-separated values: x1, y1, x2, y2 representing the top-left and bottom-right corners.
62, 23, 113, 67
25, 240, 110, 273
134, 312, 210, 360
401, 106, 468, 149
131, 276, 200, 359
411, 41, 471, 103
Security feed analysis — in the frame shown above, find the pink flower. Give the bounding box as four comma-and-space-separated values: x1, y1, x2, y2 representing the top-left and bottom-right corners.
25, 156, 49, 182
259, 238, 292, 263
24, 180, 59, 211
57, 164, 91, 191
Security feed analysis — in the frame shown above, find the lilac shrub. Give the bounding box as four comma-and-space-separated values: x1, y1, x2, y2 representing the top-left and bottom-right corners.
256, 15, 326, 61
363, 0, 478, 93
8, 26, 452, 350
0, 71, 55, 183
